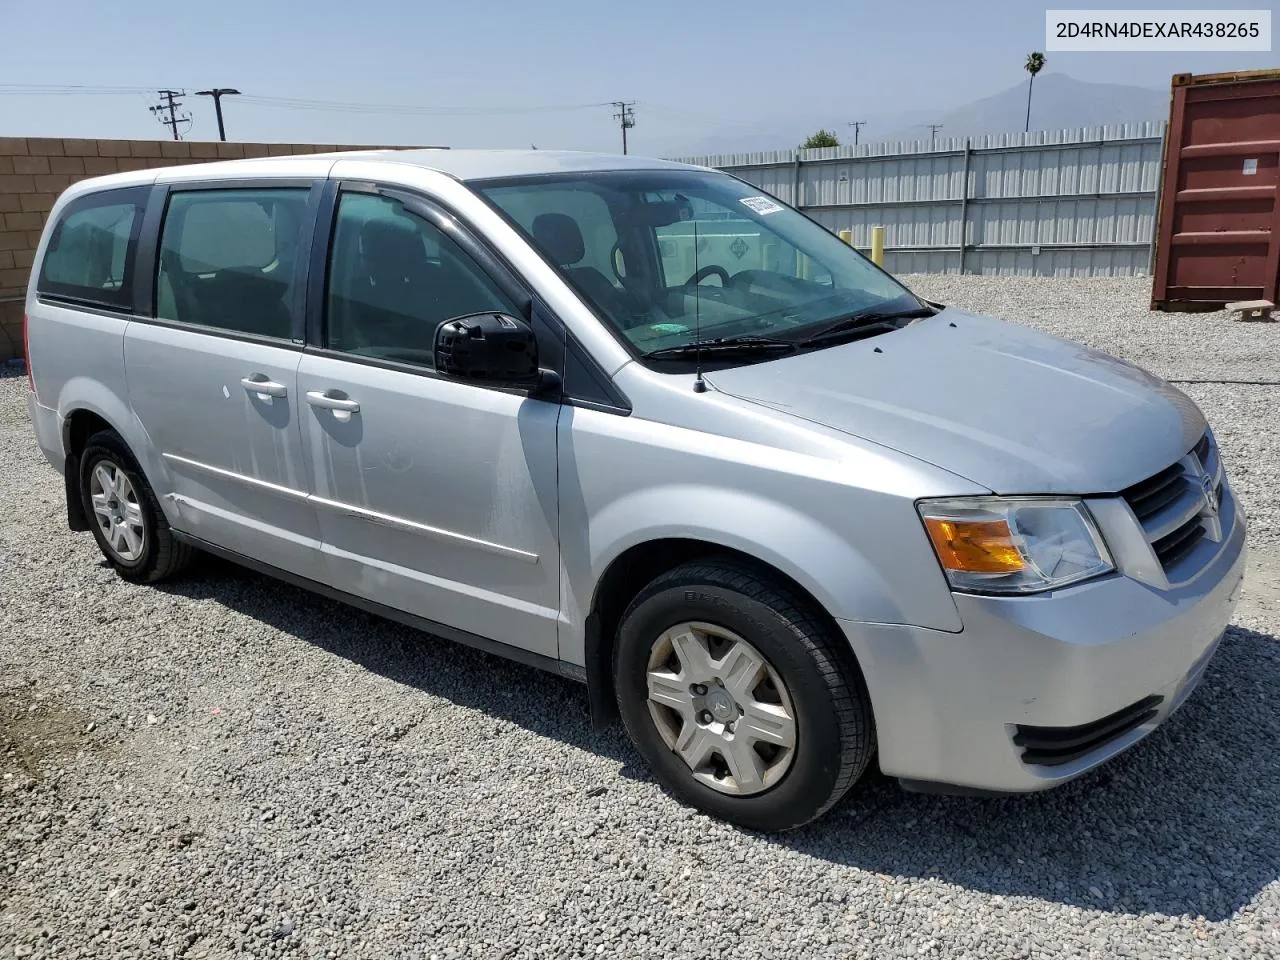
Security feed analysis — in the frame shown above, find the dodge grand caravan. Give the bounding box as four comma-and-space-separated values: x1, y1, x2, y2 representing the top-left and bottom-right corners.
24, 150, 1246, 831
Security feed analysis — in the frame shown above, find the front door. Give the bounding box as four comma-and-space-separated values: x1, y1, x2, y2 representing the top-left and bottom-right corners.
297, 188, 561, 659
125, 184, 324, 581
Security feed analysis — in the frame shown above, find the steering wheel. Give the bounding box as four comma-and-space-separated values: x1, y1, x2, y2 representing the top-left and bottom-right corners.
685, 264, 732, 287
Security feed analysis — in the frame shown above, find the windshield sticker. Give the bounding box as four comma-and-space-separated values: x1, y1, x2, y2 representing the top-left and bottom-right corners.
740, 196, 784, 215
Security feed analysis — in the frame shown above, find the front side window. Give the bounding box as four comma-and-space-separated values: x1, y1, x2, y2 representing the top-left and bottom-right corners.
37, 188, 147, 310
324, 192, 517, 368
476, 171, 918, 363
155, 188, 310, 339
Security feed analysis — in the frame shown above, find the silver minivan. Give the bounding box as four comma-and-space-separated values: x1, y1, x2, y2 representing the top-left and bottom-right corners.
24, 150, 1246, 830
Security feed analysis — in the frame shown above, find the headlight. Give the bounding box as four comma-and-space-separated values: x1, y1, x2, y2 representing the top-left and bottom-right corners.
918, 498, 1113, 594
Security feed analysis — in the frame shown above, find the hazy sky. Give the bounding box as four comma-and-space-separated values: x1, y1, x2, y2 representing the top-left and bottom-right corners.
2, 0, 1275, 154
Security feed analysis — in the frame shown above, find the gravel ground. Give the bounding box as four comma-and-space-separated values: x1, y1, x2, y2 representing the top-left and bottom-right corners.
2, 276, 1278, 959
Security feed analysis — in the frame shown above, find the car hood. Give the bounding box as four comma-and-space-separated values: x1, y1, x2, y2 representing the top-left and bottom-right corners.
704, 309, 1205, 494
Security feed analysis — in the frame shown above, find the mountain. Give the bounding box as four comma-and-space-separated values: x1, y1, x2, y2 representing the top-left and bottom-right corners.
885, 73, 1170, 141
650, 107, 938, 159
659, 73, 1170, 160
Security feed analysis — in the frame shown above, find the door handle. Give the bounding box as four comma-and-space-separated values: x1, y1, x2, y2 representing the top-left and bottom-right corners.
241, 375, 288, 399
306, 391, 361, 419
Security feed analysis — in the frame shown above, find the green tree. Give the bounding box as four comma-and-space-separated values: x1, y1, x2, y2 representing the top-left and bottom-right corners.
801, 129, 840, 149
1024, 52, 1047, 132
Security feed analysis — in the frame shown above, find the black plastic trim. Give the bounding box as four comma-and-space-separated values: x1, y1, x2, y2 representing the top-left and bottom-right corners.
171, 530, 580, 682
161, 177, 318, 191
35, 296, 132, 318
299, 344, 553, 400
133, 183, 168, 317
564, 334, 631, 415
1013, 695, 1163, 767
583, 609, 619, 730
64, 453, 89, 532
305, 178, 339, 347
121, 313, 305, 351
897, 779, 1017, 798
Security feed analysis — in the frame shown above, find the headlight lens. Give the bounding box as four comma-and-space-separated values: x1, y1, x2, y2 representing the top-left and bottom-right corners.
918, 498, 1113, 594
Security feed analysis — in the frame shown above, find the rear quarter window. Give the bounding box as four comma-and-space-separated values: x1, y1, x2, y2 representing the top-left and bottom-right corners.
37, 187, 149, 311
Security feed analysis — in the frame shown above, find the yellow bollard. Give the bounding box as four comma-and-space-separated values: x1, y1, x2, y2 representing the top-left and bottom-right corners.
838, 228, 853, 246
871, 225, 885, 266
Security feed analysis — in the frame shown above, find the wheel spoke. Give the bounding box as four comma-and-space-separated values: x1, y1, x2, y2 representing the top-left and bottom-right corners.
108, 521, 127, 552
667, 627, 714, 679
113, 470, 131, 499
122, 501, 144, 527
722, 736, 766, 793
673, 720, 716, 770
121, 524, 143, 557
718, 640, 765, 701
739, 700, 796, 749
93, 464, 114, 496
647, 669, 691, 713
90, 492, 112, 519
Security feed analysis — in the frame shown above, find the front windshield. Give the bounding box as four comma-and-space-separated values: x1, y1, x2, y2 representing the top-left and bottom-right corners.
474, 170, 919, 359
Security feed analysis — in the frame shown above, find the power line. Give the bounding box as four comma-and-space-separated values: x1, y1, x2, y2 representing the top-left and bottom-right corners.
847, 120, 867, 146
612, 101, 636, 155
0, 84, 612, 118
149, 89, 191, 141
195, 88, 240, 141
235, 94, 612, 116
634, 101, 771, 129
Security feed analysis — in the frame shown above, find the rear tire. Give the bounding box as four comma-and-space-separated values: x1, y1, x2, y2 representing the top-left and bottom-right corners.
615, 559, 875, 831
79, 430, 193, 583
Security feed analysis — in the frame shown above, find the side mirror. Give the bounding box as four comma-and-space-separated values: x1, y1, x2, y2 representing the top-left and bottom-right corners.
434, 312, 542, 388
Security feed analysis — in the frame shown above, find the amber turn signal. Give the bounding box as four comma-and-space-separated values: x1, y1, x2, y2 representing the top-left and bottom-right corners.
923, 517, 1025, 573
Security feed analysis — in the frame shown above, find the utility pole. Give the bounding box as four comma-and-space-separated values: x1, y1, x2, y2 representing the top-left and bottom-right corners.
195, 88, 241, 141
612, 101, 636, 155
149, 89, 191, 141
847, 120, 866, 147
927, 123, 943, 149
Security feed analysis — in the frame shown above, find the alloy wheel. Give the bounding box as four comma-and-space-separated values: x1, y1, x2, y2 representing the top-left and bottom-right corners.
88, 461, 146, 562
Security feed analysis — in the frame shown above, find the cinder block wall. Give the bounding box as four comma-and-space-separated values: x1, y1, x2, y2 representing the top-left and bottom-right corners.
0, 136, 411, 362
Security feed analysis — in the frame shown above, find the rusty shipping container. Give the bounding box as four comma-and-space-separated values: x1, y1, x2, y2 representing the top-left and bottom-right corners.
1151, 68, 1280, 311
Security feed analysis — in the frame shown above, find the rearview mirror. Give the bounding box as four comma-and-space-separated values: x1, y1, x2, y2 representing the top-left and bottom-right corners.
634, 198, 695, 228
434, 312, 541, 387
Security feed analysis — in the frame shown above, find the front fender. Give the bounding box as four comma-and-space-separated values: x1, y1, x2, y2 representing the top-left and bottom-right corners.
590, 483, 920, 627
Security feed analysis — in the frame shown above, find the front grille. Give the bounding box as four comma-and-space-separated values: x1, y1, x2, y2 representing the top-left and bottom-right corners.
1152, 516, 1206, 568
1120, 430, 1222, 577
1122, 463, 1190, 523
1193, 433, 1211, 466
1013, 695, 1163, 767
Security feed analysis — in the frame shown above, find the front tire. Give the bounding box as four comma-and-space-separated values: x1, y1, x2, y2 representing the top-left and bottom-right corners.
80, 430, 193, 583
615, 559, 875, 831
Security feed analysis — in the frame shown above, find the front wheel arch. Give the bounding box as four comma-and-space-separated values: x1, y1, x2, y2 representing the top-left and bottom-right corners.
584, 538, 864, 732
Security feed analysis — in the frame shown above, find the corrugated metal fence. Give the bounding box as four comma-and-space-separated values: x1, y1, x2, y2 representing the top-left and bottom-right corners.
672, 122, 1168, 276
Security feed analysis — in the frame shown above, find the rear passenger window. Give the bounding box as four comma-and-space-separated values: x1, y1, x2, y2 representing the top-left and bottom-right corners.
325, 192, 517, 367
156, 188, 310, 340
37, 188, 148, 311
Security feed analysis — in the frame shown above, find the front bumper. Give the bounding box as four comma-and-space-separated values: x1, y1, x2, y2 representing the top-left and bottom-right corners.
839, 490, 1247, 792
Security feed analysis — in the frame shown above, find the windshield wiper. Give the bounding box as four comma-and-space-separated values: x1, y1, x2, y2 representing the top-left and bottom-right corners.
796, 305, 935, 346
644, 336, 798, 360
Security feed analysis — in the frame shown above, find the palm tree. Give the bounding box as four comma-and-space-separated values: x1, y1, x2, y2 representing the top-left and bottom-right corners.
1024, 52, 1047, 132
